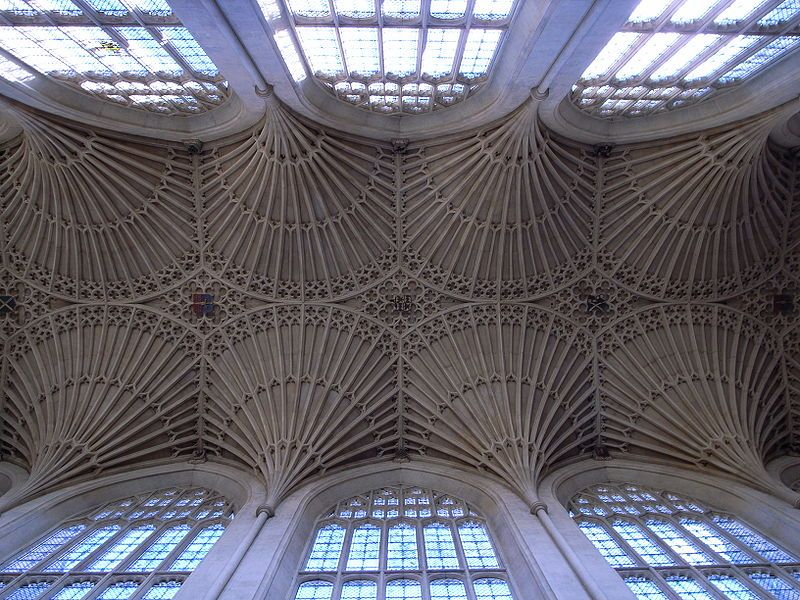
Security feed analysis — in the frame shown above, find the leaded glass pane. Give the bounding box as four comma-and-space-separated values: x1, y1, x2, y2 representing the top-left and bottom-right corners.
473, 578, 513, 600
577, 521, 636, 567
295, 581, 334, 600
424, 523, 459, 570
387, 523, 419, 570
665, 576, 714, 599
706, 574, 760, 598
386, 579, 423, 600
87, 525, 156, 572
340, 579, 377, 600
96, 582, 140, 599
44, 526, 121, 572
141, 581, 182, 599
346, 524, 381, 571
128, 525, 192, 571
611, 521, 674, 566
52, 581, 96, 599
679, 519, 755, 564
712, 518, 797, 563
429, 579, 468, 600
168, 525, 224, 571
624, 576, 669, 599
305, 525, 346, 572
458, 522, 499, 569
1, 525, 87, 571
749, 572, 800, 599
644, 520, 712, 565
6, 582, 53, 600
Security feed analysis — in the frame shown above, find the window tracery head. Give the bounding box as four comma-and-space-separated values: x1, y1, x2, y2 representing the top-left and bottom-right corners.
294, 485, 515, 599
569, 482, 800, 599
0, 485, 233, 599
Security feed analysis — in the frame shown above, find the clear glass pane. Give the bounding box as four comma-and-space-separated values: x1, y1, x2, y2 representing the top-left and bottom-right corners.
1, 525, 87, 571
421, 28, 460, 77
611, 521, 674, 566
679, 519, 755, 564
624, 576, 669, 599
305, 525, 346, 572
96, 582, 140, 600
387, 523, 419, 570
749, 573, 800, 599
383, 28, 418, 77
44, 526, 121, 572
644, 520, 712, 565
459, 28, 502, 78
577, 521, 636, 567
458, 522, 499, 569
346, 524, 381, 571
424, 523, 460, 570
141, 581, 182, 600
473, 578, 513, 600
5, 582, 53, 600
429, 0, 467, 19
128, 525, 192, 571
340, 579, 377, 600
87, 526, 156, 572
712, 517, 797, 563
296, 27, 344, 78
472, 0, 515, 20
665, 576, 714, 599
295, 580, 334, 600
339, 28, 380, 77
168, 524, 225, 570
429, 579, 468, 600
52, 582, 96, 599
706, 574, 760, 599
386, 579, 423, 600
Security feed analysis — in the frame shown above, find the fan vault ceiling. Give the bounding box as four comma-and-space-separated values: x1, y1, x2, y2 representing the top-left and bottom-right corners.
0, 91, 799, 514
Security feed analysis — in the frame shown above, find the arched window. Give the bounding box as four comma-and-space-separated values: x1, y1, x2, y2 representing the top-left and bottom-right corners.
0, 486, 233, 599
294, 486, 514, 600
569, 483, 800, 599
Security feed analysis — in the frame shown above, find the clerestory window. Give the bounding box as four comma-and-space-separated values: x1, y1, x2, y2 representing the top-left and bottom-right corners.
257, 0, 518, 115
573, 0, 800, 118
293, 485, 515, 600
0, 485, 233, 600
569, 483, 800, 599
0, 0, 228, 115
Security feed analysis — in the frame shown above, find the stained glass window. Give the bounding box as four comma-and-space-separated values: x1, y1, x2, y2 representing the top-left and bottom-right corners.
258, 0, 518, 114
573, 0, 800, 117
293, 485, 514, 599
0, 0, 228, 114
570, 483, 800, 599
0, 486, 233, 600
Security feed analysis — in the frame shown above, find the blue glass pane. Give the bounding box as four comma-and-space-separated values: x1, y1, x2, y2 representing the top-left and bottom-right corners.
624, 577, 669, 599
611, 521, 674, 566
645, 520, 712, 565
665, 576, 714, 599
679, 519, 756, 564
578, 521, 636, 567
713, 517, 797, 563
749, 573, 800, 599
53, 581, 96, 599
429, 579, 468, 600
295, 580, 334, 600
45, 526, 121, 572
346, 525, 381, 571
387, 523, 419, 570
385, 579, 422, 600
458, 522, 499, 569
141, 581, 182, 599
6, 582, 53, 600
1, 525, 86, 571
305, 525, 345, 572
340, 579, 377, 600
706, 574, 760, 599
424, 523, 459, 570
87, 526, 156, 571
128, 525, 191, 571
473, 578, 513, 600
168, 524, 225, 570
96, 582, 140, 600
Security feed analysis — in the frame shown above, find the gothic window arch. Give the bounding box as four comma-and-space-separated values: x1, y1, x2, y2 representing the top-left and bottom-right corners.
293, 485, 515, 600
569, 483, 800, 599
0, 485, 233, 600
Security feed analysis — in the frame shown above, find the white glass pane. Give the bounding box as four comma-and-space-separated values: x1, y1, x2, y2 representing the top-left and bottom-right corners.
128, 525, 192, 571
649, 34, 721, 81
472, 0, 515, 20
333, 0, 374, 18
87, 526, 156, 572
383, 28, 419, 77
339, 28, 380, 77
424, 523, 459, 570
670, 0, 719, 24
714, 0, 773, 24
421, 28, 460, 77
168, 524, 225, 570
679, 519, 755, 564
273, 30, 307, 81
1, 525, 87, 571
473, 578, 513, 600
628, 0, 674, 22
458, 522, 499, 569
684, 35, 763, 80
296, 27, 344, 77
665, 577, 714, 599
386, 579, 423, 600
53, 582, 96, 599
383, 0, 420, 19
624, 577, 669, 599
305, 525, 346, 571
706, 575, 760, 599
340, 580, 377, 600
96, 582, 140, 600
459, 28, 502, 78
346, 524, 381, 571
141, 581, 182, 600
615, 33, 680, 80
611, 521, 674, 566
295, 581, 334, 600
45, 525, 121, 572
582, 32, 642, 80
429, 0, 467, 19
430, 579, 468, 600
645, 520, 712, 565
286, 0, 330, 18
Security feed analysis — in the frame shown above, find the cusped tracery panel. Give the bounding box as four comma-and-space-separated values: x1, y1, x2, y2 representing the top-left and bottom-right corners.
0, 108, 197, 301
201, 101, 396, 301
0, 305, 200, 511
401, 101, 595, 300
403, 304, 594, 501
598, 112, 792, 300
599, 304, 790, 492
203, 305, 398, 507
